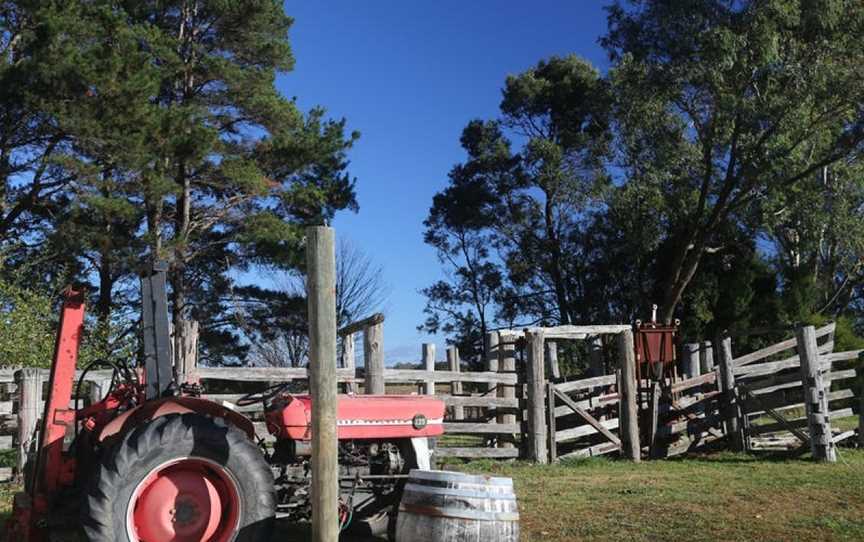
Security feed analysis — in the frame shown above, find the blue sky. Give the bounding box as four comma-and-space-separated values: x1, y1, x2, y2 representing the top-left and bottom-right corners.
278, 1, 611, 362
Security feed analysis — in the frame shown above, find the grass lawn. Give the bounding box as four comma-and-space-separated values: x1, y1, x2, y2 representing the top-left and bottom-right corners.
449, 449, 864, 542
1, 450, 863, 541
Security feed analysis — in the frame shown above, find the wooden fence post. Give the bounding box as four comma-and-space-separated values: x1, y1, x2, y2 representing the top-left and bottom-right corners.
174, 318, 199, 385
422, 343, 436, 396
306, 225, 339, 541
485, 331, 499, 392
15, 368, 41, 480
341, 333, 356, 394
716, 336, 744, 451
447, 346, 463, 420
859, 355, 864, 447
498, 331, 517, 449
617, 329, 641, 462
363, 321, 385, 395
547, 382, 557, 463
700, 341, 714, 374
797, 325, 836, 462
546, 340, 561, 381
588, 335, 604, 377
525, 329, 548, 464
682, 342, 701, 379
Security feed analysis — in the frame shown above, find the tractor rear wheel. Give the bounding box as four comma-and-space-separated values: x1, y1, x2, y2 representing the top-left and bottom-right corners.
82, 413, 274, 542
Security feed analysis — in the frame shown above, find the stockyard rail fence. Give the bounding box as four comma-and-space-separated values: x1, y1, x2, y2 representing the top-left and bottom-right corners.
1, 317, 862, 482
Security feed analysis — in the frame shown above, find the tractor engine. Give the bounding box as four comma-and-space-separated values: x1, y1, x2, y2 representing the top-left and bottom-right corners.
258, 392, 445, 533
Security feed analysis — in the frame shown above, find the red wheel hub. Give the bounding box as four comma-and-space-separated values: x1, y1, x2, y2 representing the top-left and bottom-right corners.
128, 458, 241, 542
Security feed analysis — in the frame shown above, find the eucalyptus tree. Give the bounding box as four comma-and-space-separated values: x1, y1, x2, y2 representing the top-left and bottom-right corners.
603, 0, 864, 323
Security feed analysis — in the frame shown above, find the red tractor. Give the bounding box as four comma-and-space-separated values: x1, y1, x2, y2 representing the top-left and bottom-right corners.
6, 264, 444, 541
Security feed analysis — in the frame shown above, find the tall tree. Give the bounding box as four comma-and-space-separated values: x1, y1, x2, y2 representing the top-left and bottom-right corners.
420, 55, 612, 355
603, 0, 864, 323
1, 1, 359, 364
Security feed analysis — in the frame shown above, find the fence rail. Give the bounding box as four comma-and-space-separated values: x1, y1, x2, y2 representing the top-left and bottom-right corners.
2, 320, 860, 478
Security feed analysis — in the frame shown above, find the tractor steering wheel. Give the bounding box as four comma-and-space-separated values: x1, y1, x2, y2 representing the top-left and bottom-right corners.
236, 382, 291, 407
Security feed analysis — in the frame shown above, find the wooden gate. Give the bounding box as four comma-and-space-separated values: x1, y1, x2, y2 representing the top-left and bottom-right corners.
547, 374, 622, 460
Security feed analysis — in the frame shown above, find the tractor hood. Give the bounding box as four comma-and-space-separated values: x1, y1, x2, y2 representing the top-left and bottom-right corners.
265, 394, 445, 440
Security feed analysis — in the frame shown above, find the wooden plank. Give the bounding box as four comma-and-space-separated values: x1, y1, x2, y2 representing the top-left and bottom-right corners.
383, 369, 518, 385
557, 441, 620, 460
197, 367, 355, 382
732, 323, 835, 367
337, 312, 384, 337
548, 383, 557, 462
434, 447, 520, 459
741, 368, 805, 395
666, 411, 725, 438
822, 349, 864, 364
832, 430, 856, 444
735, 340, 835, 377
555, 418, 620, 443
443, 396, 520, 408
529, 325, 631, 339
828, 408, 854, 419
525, 329, 547, 463
553, 392, 619, 418
749, 418, 809, 436
672, 391, 722, 413
554, 389, 621, 446
665, 432, 725, 457
443, 423, 521, 434
738, 383, 810, 444
554, 374, 617, 394
826, 369, 857, 382
670, 372, 717, 394
828, 389, 856, 403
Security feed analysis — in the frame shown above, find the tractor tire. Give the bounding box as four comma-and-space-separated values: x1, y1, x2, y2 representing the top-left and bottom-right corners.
82, 413, 275, 542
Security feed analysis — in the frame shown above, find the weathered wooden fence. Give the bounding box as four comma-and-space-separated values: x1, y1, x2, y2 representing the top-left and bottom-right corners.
541, 326, 635, 462
4, 318, 860, 479
725, 323, 862, 460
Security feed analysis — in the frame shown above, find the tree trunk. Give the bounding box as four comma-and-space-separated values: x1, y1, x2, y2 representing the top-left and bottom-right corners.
660, 236, 706, 324
97, 254, 113, 326
172, 163, 192, 369
544, 192, 571, 324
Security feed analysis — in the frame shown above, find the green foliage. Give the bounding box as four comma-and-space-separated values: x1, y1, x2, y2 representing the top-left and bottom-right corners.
1, 1, 360, 365
0, 275, 130, 368
423, 0, 864, 359
0, 279, 55, 367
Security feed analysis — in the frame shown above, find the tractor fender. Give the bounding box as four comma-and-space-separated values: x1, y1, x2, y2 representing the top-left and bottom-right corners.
97, 396, 257, 446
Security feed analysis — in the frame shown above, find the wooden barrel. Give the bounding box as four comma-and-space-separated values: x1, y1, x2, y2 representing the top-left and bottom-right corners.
395, 469, 519, 541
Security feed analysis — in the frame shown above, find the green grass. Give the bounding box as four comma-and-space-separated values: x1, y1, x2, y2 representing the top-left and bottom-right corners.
2, 451, 864, 541
450, 450, 864, 542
